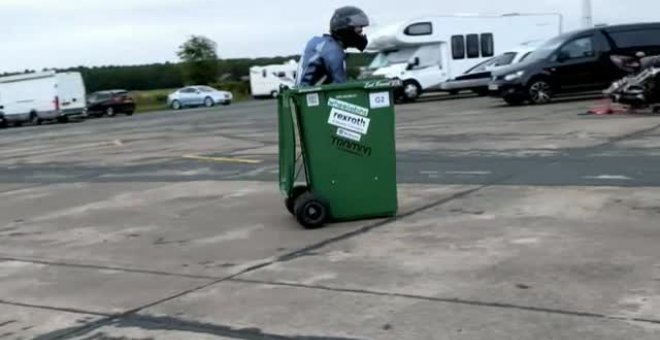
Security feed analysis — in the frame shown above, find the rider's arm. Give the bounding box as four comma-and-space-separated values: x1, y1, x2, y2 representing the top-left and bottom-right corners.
323, 45, 348, 84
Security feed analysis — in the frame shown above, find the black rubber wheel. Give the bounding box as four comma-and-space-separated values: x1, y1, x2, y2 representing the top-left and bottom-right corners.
402, 80, 422, 102
528, 79, 553, 105
285, 185, 308, 215
294, 192, 328, 229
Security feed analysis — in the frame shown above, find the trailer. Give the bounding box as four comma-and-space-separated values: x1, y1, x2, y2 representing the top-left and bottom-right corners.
0, 70, 86, 126
249, 60, 298, 99
360, 13, 563, 102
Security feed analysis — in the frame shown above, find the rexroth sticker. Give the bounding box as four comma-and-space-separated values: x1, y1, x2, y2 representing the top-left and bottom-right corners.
327, 108, 370, 135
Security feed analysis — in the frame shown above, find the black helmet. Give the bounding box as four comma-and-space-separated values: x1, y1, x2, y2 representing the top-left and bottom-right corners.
329, 6, 370, 51
330, 6, 370, 31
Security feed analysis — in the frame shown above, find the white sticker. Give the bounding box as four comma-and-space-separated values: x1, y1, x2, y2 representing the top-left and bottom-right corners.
306, 93, 319, 107
328, 108, 371, 135
369, 91, 390, 109
336, 128, 362, 142
328, 98, 369, 116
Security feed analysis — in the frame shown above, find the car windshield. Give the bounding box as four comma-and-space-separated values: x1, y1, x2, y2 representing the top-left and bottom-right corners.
368, 48, 418, 69
522, 34, 569, 62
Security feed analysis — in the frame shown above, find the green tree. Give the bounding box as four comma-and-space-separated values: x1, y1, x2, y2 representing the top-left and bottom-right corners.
176, 35, 219, 85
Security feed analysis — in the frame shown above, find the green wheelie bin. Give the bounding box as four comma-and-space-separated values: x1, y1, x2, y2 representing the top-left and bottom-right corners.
278, 79, 401, 229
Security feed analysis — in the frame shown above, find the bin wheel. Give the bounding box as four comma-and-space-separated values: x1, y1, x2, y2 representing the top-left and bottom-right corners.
294, 192, 328, 229
285, 185, 308, 215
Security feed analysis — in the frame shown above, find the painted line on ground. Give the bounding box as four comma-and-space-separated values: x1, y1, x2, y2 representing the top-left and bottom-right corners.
582, 175, 633, 181
181, 154, 262, 164
446, 171, 492, 176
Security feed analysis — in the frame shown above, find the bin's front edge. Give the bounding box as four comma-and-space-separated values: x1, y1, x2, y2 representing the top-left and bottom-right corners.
277, 90, 296, 197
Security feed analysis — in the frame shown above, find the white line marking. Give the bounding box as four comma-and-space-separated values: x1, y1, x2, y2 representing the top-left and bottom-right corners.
446, 171, 492, 176
420, 171, 440, 175
583, 175, 633, 181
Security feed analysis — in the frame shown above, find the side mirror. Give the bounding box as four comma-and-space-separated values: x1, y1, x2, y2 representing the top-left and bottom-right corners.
407, 57, 420, 70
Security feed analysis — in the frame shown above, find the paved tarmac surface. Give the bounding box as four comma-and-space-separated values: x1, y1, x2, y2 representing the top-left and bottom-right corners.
1, 94, 660, 339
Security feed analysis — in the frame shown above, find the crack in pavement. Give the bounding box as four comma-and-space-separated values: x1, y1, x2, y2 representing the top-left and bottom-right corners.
0, 256, 222, 281
230, 279, 660, 327
37, 185, 491, 340
0, 299, 111, 317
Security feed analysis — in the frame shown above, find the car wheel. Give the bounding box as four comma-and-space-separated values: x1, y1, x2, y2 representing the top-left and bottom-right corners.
106, 107, 116, 117
204, 97, 214, 107
528, 79, 553, 105
30, 113, 42, 125
402, 80, 422, 102
171, 100, 182, 110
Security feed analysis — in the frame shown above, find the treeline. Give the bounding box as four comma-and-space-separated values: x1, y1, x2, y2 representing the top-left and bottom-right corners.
2, 53, 376, 93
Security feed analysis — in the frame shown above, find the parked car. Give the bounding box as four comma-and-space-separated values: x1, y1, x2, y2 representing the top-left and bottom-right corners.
0, 109, 5, 128
439, 41, 540, 95
167, 86, 233, 110
489, 22, 660, 105
86, 90, 135, 117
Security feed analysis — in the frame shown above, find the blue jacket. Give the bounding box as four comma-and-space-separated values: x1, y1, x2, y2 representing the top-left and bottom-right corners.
295, 35, 346, 87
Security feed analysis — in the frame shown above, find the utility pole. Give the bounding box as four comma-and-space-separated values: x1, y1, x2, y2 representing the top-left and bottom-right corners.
582, 0, 593, 28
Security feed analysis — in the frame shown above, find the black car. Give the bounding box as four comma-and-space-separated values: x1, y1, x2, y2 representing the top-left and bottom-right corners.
489, 22, 660, 105
86, 90, 135, 117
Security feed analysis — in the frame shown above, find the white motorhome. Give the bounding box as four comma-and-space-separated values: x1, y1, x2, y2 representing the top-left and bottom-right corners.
361, 13, 563, 102
249, 60, 298, 98
0, 70, 86, 126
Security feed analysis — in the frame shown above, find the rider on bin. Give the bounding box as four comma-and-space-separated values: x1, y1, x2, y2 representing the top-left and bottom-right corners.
295, 6, 370, 87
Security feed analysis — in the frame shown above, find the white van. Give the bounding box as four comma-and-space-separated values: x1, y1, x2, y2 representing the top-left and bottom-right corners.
56, 72, 87, 118
0, 70, 86, 126
249, 60, 297, 98
361, 13, 563, 102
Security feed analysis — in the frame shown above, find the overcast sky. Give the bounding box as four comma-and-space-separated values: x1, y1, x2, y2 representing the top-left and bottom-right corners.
1, 0, 659, 73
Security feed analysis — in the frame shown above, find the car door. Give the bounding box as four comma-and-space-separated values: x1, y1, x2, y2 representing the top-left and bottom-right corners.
546, 35, 603, 92
178, 88, 197, 106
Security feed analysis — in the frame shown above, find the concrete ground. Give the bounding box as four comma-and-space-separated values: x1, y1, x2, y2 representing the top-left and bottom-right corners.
1, 93, 660, 339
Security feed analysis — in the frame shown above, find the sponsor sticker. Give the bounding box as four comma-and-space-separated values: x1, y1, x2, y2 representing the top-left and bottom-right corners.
336, 128, 362, 142
369, 91, 390, 109
327, 108, 371, 135
328, 98, 369, 116
306, 93, 319, 107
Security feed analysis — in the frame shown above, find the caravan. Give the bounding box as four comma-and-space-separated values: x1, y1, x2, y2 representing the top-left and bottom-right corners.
249, 60, 298, 98
361, 13, 563, 102
0, 70, 86, 126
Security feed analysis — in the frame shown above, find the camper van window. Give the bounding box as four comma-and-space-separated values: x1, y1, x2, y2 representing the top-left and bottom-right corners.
404, 22, 432, 36
451, 36, 465, 60
481, 33, 494, 57
466, 34, 480, 58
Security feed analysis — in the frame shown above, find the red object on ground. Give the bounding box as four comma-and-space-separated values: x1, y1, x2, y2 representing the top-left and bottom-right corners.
585, 99, 630, 115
